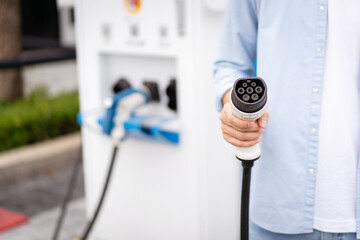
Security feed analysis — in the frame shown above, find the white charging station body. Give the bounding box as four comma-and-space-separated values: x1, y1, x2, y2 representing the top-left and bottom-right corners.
75, 1, 242, 240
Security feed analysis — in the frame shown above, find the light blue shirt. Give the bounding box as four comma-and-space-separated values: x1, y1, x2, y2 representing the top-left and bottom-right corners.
214, 0, 360, 238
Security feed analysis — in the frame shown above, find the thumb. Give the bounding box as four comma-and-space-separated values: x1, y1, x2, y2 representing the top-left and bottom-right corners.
258, 109, 269, 129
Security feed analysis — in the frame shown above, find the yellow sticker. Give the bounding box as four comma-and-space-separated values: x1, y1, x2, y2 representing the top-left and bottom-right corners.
124, 0, 142, 15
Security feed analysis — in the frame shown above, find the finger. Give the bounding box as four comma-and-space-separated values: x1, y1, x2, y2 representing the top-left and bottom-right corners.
257, 109, 269, 129
233, 131, 263, 141
220, 102, 262, 131
220, 103, 252, 129
223, 127, 263, 141
224, 110, 253, 130
222, 124, 263, 141
223, 133, 261, 148
220, 117, 259, 132
243, 121, 260, 132
221, 118, 260, 132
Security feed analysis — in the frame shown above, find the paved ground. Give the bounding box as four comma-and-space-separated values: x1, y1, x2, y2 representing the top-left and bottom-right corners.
0, 198, 86, 240
0, 160, 84, 217
0, 149, 86, 240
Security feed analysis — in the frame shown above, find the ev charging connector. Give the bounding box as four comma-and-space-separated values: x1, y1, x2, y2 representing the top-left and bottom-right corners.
102, 88, 150, 138
230, 77, 267, 240
230, 77, 267, 161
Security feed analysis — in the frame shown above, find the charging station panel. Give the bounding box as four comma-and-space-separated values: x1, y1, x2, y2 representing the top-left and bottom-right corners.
94, 0, 178, 55
77, 0, 241, 239
100, 54, 177, 108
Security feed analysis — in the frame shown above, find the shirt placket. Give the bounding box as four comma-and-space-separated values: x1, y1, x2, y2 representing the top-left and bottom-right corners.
304, 0, 328, 231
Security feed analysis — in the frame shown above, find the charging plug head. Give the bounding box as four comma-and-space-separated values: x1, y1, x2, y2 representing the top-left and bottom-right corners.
231, 77, 267, 114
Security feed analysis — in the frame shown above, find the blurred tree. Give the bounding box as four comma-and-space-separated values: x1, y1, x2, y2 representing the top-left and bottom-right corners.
0, 0, 22, 101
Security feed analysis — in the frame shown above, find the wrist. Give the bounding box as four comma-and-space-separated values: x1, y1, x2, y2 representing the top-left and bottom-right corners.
222, 89, 232, 105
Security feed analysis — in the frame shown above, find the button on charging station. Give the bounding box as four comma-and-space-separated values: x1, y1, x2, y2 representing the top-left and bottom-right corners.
160, 26, 168, 38
130, 24, 139, 37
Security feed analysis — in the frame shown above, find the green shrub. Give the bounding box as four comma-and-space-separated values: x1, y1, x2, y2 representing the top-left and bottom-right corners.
0, 91, 80, 152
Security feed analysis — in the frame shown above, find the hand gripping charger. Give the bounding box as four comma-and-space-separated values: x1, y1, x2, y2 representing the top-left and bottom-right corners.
230, 77, 267, 240
230, 77, 267, 161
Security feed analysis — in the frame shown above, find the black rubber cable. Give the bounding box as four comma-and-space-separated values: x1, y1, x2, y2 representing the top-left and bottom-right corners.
80, 146, 119, 240
52, 147, 83, 240
240, 160, 254, 240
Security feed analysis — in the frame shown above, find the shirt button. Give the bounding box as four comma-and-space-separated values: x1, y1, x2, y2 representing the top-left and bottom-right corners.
313, 88, 319, 93
317, 47, 322, 53
319, 6, 325, 12
308, 169, 315, 174
311, 128, 317, 134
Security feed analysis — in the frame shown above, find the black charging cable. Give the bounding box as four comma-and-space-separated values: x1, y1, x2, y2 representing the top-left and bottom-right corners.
80, 145, 119, 240
240, 160, 254, 240
51, 146, 119, 240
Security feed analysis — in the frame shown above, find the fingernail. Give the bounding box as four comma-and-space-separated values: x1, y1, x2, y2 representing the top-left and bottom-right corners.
261, 120, 267, 128
248, 122, 254, 127
259, 128, 264, 133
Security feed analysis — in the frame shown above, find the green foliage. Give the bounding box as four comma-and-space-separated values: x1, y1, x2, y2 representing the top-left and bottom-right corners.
0, 91, 80, 152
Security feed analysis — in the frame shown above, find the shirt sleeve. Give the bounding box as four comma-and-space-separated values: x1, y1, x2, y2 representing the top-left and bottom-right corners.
214, 0, 259, 111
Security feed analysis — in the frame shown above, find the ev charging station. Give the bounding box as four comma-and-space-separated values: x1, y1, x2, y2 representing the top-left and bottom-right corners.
75, 0, 242, 239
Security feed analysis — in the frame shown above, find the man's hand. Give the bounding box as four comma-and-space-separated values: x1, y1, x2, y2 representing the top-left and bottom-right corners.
219, 89, 269, 147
